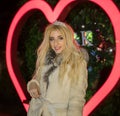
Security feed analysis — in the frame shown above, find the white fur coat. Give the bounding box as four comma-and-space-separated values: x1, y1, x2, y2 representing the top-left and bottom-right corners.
27, 59, 88, 116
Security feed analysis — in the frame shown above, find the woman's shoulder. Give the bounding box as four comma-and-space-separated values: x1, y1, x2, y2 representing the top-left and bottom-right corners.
73, 47, 89, 63
72, 50, 87, 67
80, 47, 89, 63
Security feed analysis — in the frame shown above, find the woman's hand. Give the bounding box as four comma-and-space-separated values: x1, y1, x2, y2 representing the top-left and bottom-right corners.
29, 88, 40, 98
28, 81, 40, 98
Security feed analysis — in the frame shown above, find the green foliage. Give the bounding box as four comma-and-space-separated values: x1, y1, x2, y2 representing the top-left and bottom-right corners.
24, 23, 43, 78
19, 11, 48, 81
66, 2, 115, 92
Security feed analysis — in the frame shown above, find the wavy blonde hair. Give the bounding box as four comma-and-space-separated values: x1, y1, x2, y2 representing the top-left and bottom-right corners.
34, 22, 84, 83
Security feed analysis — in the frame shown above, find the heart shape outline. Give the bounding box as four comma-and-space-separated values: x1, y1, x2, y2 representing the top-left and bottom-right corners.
5, 0, 120, 115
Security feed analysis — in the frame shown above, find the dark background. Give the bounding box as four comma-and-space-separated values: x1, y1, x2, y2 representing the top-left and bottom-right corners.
0, 0, 27, 115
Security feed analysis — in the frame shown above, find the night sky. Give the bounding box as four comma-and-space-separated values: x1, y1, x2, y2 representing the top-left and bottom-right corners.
0, 0, 20, 50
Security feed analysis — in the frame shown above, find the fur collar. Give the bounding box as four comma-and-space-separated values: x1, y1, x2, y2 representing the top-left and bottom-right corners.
45, 49, 62, 66
44, 49, 62, 88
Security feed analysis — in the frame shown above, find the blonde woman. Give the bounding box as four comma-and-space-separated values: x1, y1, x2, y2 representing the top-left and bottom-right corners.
27, 21, 88, 116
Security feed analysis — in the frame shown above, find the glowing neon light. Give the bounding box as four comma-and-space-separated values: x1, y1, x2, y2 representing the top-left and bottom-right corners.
6, 0, 120, 115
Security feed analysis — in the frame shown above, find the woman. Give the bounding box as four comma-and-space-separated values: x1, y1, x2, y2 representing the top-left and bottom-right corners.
27, 21, 88, 116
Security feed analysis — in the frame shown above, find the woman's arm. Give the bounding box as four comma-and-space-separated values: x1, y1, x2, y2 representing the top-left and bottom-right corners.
67, 60, 88, 116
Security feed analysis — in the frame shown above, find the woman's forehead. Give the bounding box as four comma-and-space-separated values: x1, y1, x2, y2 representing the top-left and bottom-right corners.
50, 29, 64, 36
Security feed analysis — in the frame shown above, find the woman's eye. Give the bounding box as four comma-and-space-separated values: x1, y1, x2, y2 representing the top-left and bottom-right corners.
59, 37, 63, 40
49, 37, 54, 41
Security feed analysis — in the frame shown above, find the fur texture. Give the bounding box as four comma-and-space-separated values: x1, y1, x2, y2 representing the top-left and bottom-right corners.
44, 49, 62, 88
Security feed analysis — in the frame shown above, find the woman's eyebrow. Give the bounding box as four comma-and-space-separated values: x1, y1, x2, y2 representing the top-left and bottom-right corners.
49, 35, 62, 38
57, 35, 63, 38
49, 36, 53, 38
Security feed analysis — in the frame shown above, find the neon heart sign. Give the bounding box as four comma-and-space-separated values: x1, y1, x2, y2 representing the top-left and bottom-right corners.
6, 0, 120, 115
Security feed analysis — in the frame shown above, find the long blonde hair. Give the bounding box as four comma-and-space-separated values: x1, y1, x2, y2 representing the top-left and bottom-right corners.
34, 21, 84, 83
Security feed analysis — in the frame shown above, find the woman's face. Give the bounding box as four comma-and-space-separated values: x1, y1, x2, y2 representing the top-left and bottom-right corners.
49, 30, 66, 54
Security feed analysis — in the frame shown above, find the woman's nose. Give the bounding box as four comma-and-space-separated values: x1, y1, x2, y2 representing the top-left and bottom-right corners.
54, 39, 59, 46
